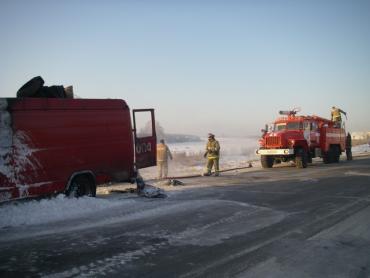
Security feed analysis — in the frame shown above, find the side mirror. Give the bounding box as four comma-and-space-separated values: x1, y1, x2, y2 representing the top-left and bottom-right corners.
261, 124, 268, 134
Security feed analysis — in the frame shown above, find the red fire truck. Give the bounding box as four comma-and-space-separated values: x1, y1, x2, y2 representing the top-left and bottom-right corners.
0, 98, 156, 202
256, 109, 346, 168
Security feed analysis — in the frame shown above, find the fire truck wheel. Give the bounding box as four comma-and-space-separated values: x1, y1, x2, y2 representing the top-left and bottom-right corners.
333, 146, 340, 163
323, 152, 330, 164
261, 155, 274, 168
324, 145, 339, 164
307, 153, 313, 164
67, 175, 96, 198
295, 149, 308, 168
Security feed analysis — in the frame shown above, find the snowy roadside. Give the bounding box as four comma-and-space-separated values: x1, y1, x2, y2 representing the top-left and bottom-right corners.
0, 194, 132, 229
139, 143, 370, 180
0, 144, 369, 231
352, 143, 370, 155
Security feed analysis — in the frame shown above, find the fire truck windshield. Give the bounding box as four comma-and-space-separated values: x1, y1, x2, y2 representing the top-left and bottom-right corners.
274, 122, 303, 131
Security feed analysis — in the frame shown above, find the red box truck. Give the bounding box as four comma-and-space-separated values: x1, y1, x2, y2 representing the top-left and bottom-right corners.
0, 98, 156, 202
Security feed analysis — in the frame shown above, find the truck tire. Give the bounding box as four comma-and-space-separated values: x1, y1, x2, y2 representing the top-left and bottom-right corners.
307, 152, 313, 163
261, 155, 274, 168
67, 175, 96, 198
295, 149, 308, 168
323, 146, 338, 164
322, 151, 330, 164
333, 145, 340, 163
35, 86, 66, 98
16, 76, 44, 97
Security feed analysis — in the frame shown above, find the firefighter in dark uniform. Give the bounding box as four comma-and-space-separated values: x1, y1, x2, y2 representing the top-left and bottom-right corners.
345, 132, 353, 161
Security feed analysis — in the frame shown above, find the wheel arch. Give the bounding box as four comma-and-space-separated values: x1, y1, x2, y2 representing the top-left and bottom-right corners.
294, 141, 309, 153
294, 147, 308, 168
65, 170, 96, 194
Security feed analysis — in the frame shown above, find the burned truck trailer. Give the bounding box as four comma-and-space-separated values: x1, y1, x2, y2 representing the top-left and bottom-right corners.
0, 98, 156, 202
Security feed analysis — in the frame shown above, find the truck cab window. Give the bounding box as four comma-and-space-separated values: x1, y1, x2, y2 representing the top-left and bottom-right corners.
311, 122, 318, 131
274, 123, 286, 131
286, 122, 303, 130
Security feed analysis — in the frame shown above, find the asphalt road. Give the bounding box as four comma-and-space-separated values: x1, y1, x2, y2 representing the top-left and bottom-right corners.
1, 156, 370, 278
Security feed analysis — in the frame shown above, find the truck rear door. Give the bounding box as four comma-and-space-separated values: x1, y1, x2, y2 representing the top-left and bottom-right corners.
132, 109, 157, 169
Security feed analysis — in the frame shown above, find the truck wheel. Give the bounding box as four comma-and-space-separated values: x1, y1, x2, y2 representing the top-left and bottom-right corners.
261, 155, 274, 168
323, 146, 335, 164
16, 76, 44, 97
67, 175, 96, 198
323, 151, 330, 164
307, 152, 313, 163
333, 146, 340, 163
295, 150, 308, 168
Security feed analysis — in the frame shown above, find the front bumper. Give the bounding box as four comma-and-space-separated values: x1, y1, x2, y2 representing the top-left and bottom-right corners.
256, 148, 294, 155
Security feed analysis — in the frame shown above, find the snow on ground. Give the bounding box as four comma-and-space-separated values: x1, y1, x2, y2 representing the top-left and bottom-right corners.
0, 194, 130, 229
352, 143, 370, 154
168, 137, 258, 157
238, 206, 370, 278
140, 137, 259, 179
0, 137, 256, 229
1, 142, 369, 231
140, 142, 370, 180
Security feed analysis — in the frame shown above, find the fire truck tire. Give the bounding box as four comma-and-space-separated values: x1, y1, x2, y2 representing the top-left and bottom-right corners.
323, 145, 339, 164
261, 155, 274, 168
333, 146, 340, 163
307, 152, 313, 163
295, 149, 308, 168
67, 175, 96, 198
323, 152, 330, 164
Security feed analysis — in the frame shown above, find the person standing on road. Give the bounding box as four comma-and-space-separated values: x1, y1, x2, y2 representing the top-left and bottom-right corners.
345, 132, 353, 161
157, 139, 173, 179
203, 133, 221, 176
331, 106, 347, 126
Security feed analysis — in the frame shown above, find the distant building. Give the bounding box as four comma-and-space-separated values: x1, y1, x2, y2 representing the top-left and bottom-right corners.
351, 131, 370, 140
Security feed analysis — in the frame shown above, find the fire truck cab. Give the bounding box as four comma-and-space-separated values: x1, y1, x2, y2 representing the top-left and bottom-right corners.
256, 109, 346, 168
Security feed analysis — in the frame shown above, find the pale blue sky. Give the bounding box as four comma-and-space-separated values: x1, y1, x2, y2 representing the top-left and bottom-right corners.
1, 0, 369, 136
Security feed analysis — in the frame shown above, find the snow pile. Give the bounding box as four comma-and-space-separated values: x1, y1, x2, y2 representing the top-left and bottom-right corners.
352, 144, 370, 154
0, 194, 128, 228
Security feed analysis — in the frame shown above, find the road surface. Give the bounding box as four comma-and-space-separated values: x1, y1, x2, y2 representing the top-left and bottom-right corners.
1, 156, 370, 277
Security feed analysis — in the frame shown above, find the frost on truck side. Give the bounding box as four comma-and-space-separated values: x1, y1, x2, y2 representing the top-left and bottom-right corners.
0, 99, 41, 201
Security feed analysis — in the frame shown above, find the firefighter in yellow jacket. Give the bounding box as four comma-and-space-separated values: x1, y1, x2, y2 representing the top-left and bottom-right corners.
204, 133, 220, 176
331, 106, 347, 126
157, 139, 173, 179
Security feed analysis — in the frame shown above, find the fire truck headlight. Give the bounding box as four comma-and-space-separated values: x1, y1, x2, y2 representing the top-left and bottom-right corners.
288, 139, 295, 147
258, 139, 264, 146
284, 149, 289, 154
